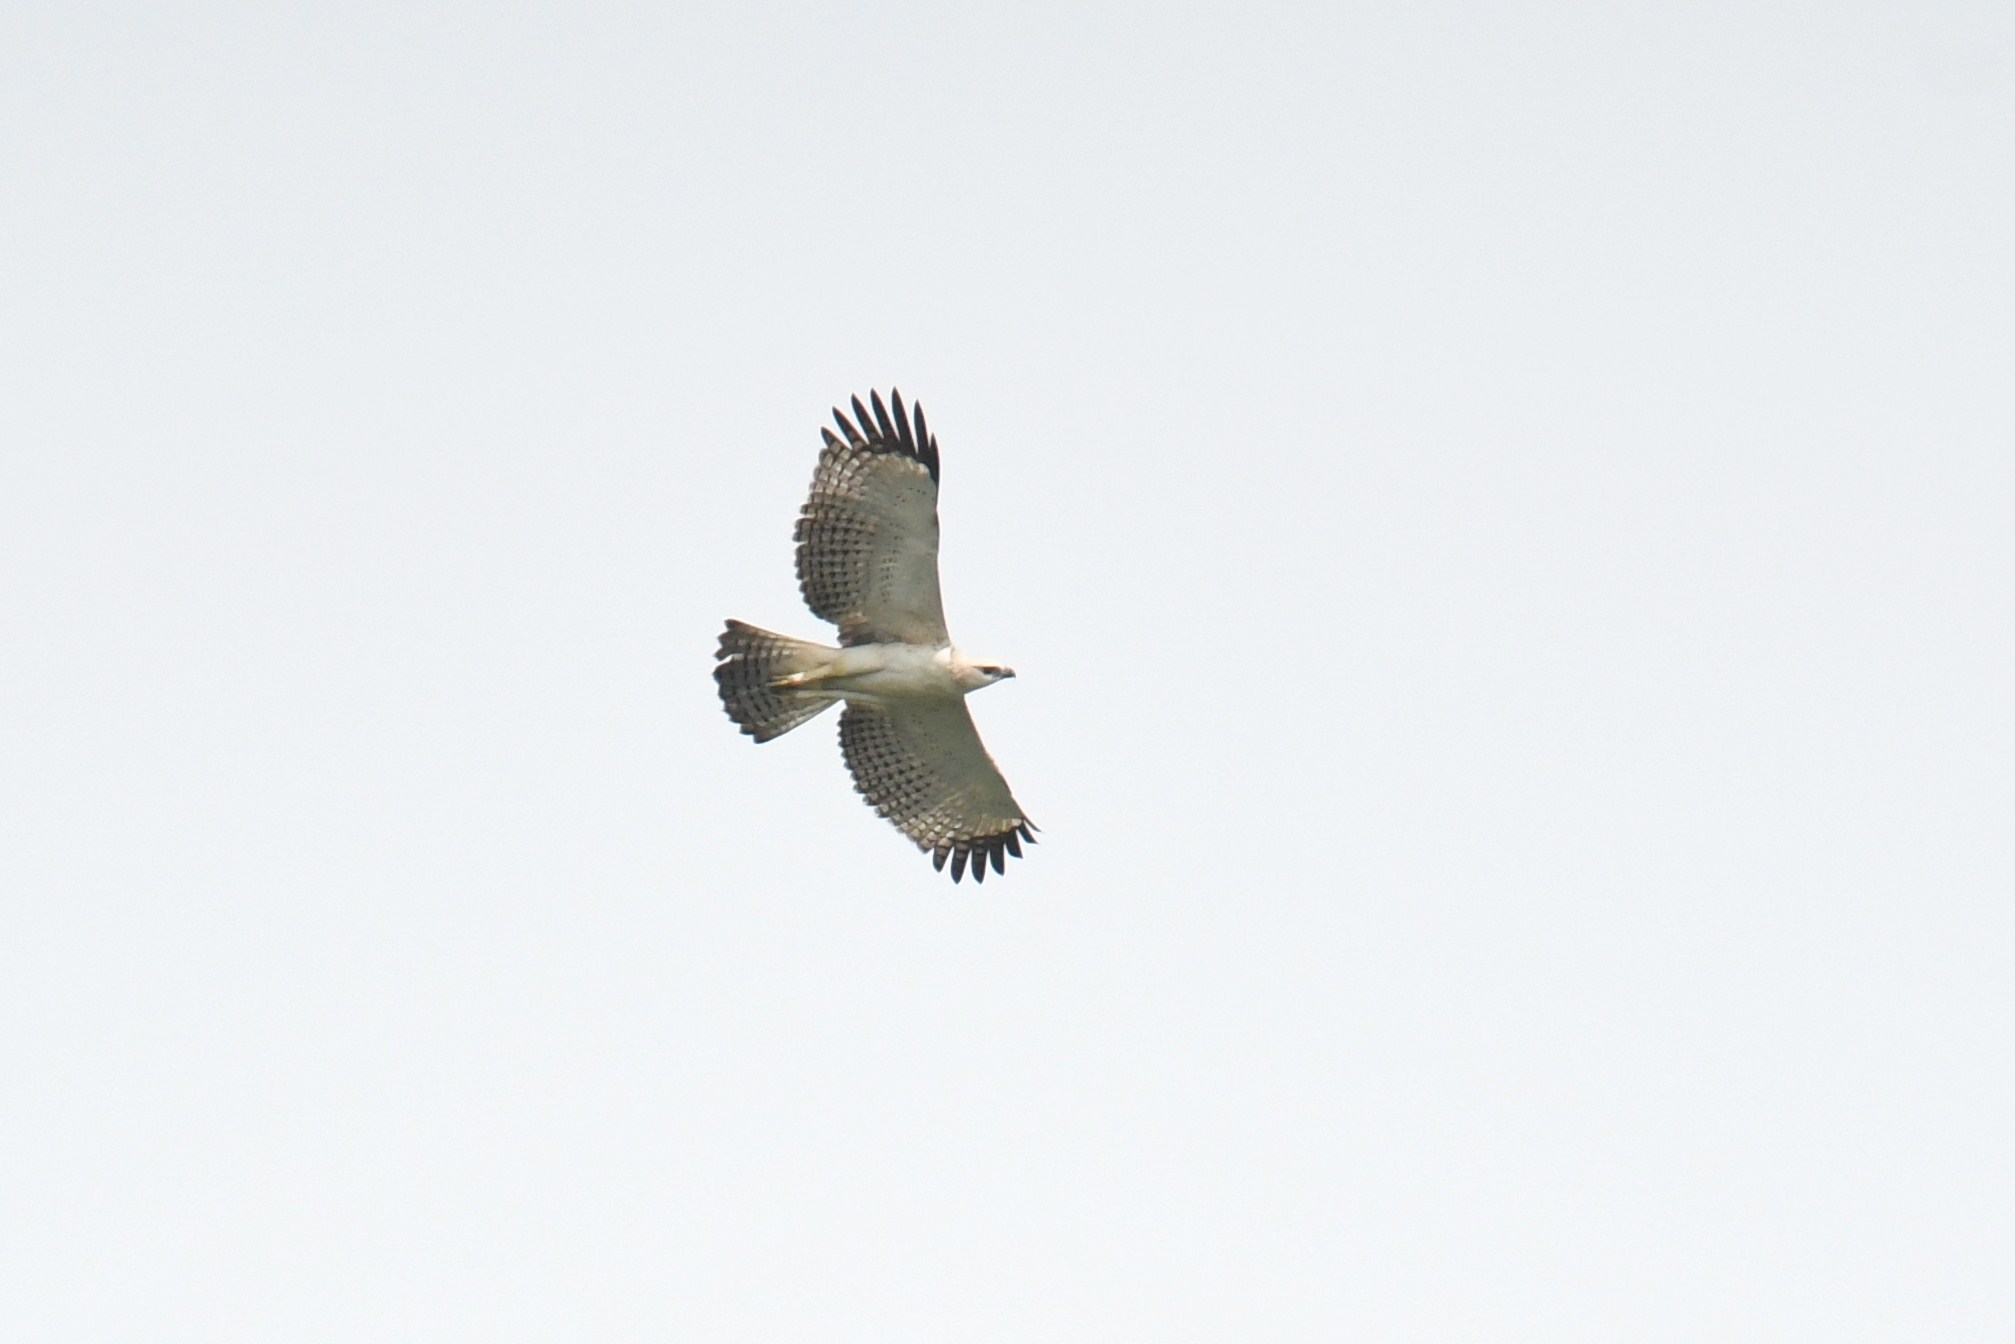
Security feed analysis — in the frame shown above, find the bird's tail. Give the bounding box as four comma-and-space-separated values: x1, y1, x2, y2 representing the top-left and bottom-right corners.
713, 620, 840, 742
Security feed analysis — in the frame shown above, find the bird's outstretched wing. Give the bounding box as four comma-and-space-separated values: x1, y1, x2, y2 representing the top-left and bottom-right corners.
795, 389, 948, 646
839, 701, 1036, 883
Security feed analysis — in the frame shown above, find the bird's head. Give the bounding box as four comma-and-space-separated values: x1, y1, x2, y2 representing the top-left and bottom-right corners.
947, 649, 1016, 694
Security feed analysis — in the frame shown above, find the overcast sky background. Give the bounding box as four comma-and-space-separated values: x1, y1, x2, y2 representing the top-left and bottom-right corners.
5, 2, 2011, 1339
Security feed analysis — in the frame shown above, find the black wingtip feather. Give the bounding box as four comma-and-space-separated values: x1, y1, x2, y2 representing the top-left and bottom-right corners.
919, 824, 1035, 885
911, 401, 938, 478
824, 388, 940, 482
832, 406, 863, 445
890, 389, 912, 450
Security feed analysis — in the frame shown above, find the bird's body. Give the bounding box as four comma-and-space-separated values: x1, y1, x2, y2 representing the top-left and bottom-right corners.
776, 642, 976, 701
713, 390, 1035, 883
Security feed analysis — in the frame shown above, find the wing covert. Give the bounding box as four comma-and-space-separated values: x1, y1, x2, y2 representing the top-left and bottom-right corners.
795, 389, 948, 646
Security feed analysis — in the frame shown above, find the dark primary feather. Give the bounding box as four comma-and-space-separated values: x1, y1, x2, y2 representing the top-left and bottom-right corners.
827, 388, 939, 481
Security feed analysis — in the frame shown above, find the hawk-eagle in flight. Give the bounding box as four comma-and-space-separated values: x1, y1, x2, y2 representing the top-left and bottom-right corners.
714, 390, 1035, 882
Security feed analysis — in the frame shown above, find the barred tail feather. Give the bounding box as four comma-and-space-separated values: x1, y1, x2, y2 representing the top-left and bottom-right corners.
713, 620, 838, 741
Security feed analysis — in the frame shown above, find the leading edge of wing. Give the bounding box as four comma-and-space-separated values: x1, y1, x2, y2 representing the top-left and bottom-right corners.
820, 389, 940, 483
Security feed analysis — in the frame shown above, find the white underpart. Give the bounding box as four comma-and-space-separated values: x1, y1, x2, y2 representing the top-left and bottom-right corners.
786, 642, 999, 704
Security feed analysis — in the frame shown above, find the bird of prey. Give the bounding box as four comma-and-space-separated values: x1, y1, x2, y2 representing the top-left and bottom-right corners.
714, 389, 1035, 883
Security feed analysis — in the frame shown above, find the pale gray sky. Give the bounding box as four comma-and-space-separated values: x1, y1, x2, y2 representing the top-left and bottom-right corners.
5, 2, 2011, 1339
